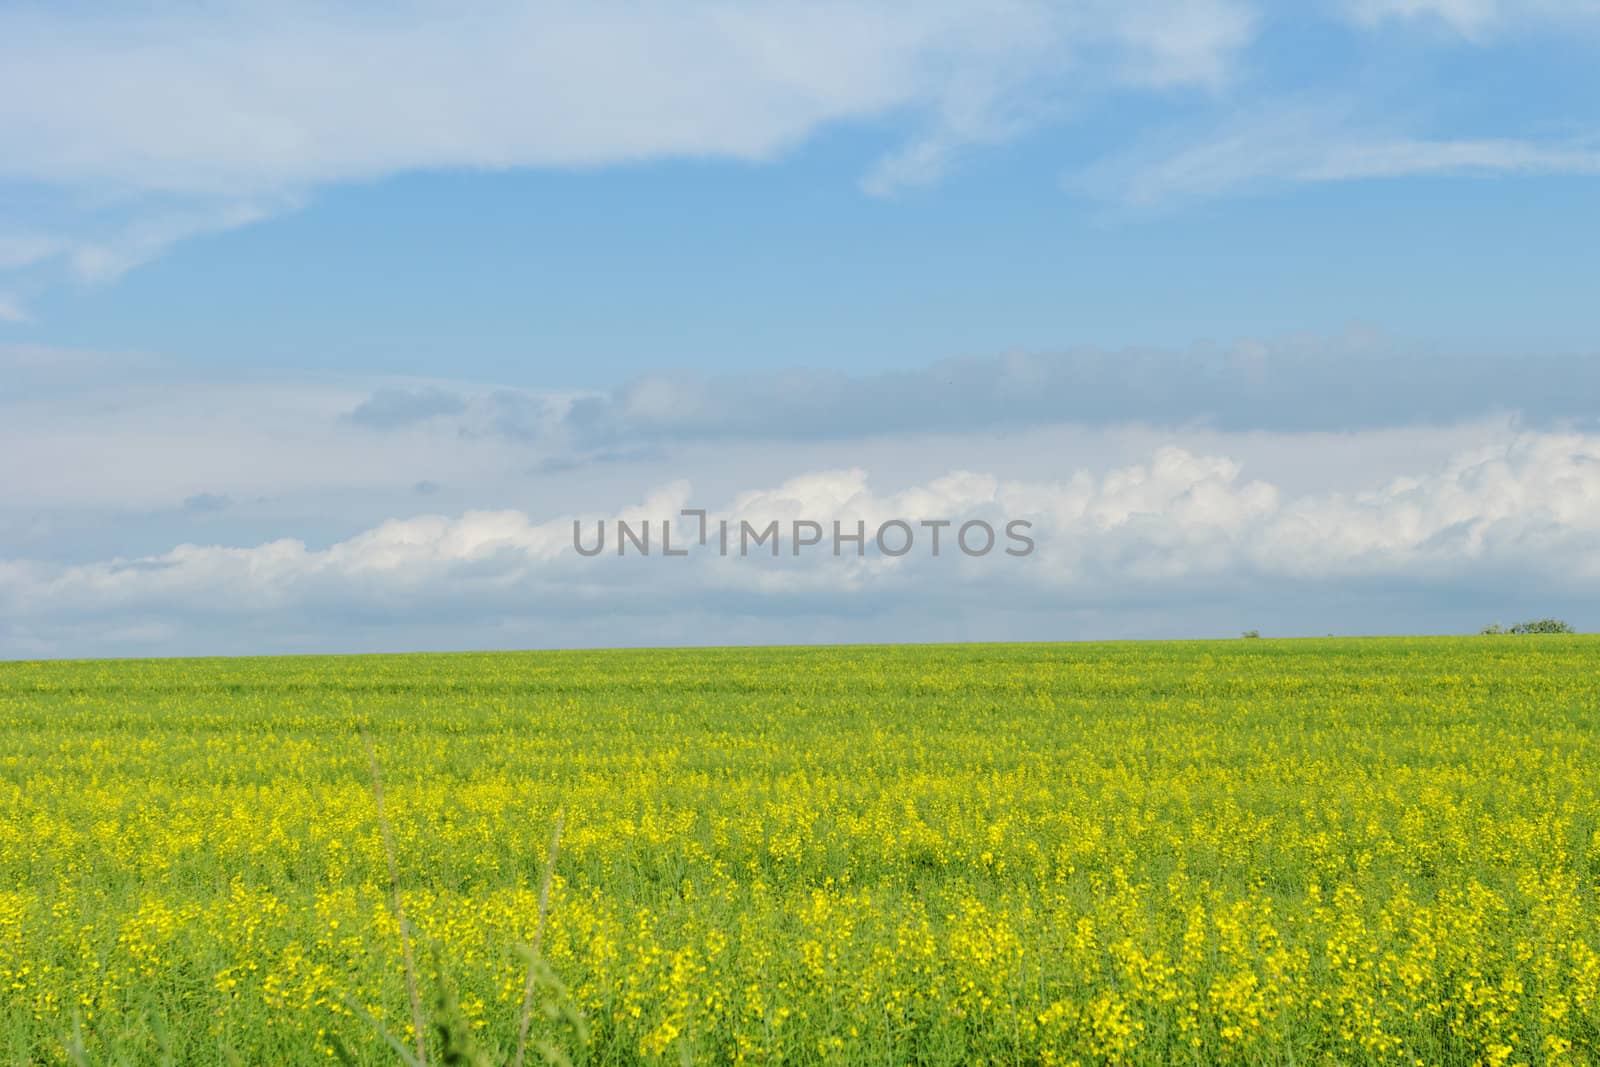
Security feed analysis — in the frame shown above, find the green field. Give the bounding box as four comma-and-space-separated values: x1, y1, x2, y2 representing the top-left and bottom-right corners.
3, 638, 1599, 1065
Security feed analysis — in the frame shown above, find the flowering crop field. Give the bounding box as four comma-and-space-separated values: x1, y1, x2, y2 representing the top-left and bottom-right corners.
3, 638, 1600, 1065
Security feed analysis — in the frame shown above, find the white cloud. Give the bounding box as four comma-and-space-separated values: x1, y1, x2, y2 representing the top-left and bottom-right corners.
1103, 2, 1258, 87
0, 293, 27, 324
5, 0, 1598, 294
0, 1, 1258, 291
67, 199, 292, 283
0, 235, 65, 272
0, 2, 1251, 196
4, 434, 1597, 656
0, 197, 293, 287
1293, 137, 1600, 180
858, 0, 1256, 195
1345, 0, 1600, 38
1073, 100, 1600, 207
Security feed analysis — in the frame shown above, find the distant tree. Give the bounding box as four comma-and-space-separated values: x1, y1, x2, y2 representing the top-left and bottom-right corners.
1482, 618, 1574, 635
1507, 618, 1574, 634
1241, 630, 1260, 639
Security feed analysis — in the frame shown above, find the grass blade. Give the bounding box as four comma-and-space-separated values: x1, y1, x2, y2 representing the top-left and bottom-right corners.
361, 727, 429, 1067
512, 808, 565, 1067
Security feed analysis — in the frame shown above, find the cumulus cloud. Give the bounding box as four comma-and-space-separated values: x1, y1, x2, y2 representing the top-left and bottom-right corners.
4, 434, 1597, 656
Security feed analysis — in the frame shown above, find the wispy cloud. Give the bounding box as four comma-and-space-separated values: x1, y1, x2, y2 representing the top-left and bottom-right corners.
0, 1, 1259, 293
0, 2, 1255, 195
861, 0, 1256, 195
0, 293, 27, 324
1073, 99, 1600, 208
0, 196, 293, 295
4, 1, 1598, 299
1345, 0, 1600, 38
65, 199, 293, 283
0, 235, 65, 272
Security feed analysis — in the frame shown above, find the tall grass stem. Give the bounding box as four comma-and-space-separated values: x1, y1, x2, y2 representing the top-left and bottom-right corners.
361, 728, 428, 1067
513, 808, 565, 1067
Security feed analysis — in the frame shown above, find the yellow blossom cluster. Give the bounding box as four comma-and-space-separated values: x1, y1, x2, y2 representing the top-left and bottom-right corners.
2, 637, 1598, 1063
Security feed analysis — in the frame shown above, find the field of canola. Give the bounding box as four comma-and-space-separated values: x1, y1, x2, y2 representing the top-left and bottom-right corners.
3, 637, 1600, 1065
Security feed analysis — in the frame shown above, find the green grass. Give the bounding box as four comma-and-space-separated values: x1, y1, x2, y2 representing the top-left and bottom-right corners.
3, 637, 1599, 1064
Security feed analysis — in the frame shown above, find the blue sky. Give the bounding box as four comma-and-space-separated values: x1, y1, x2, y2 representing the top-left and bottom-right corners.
3, 1, 1600, 656
18, 160, 1600, 384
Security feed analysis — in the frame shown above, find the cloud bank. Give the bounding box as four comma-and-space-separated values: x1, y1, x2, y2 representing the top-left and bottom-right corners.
6, 334, 1596, 520
5, 433, 1596, 657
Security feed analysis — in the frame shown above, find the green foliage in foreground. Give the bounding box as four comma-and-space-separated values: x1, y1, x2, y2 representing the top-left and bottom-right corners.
3, 637, 1599, 1065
